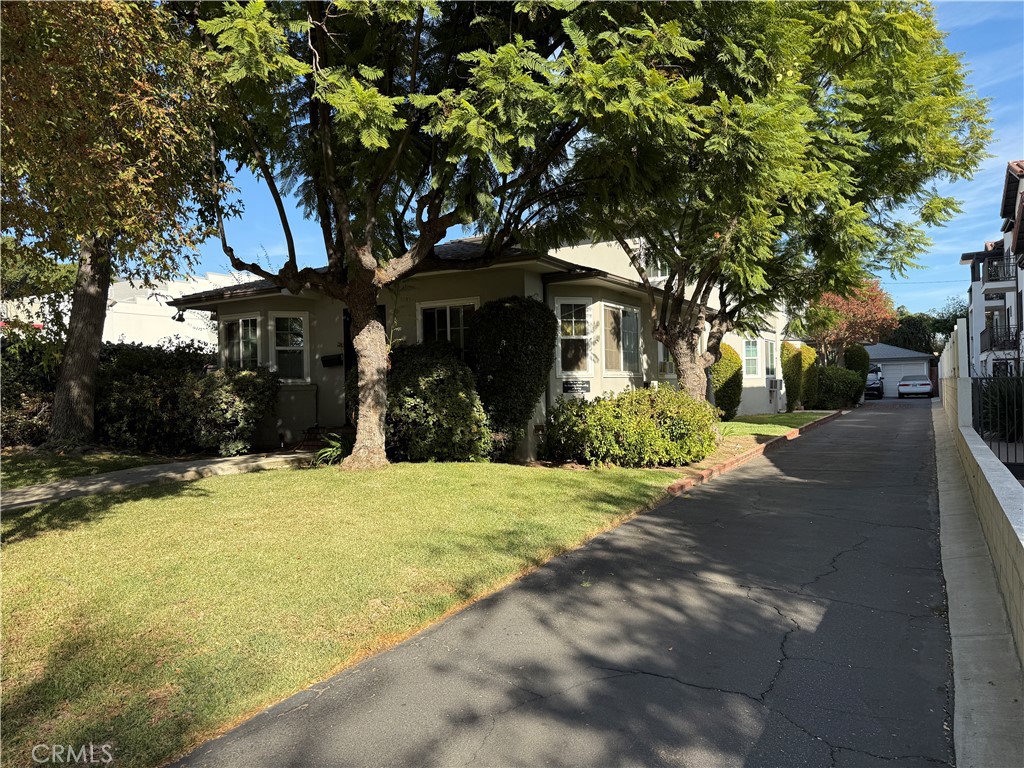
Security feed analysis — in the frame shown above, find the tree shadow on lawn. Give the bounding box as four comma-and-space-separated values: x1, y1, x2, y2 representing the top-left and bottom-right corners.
1, 481, 212, 546
1, 608, 236, 768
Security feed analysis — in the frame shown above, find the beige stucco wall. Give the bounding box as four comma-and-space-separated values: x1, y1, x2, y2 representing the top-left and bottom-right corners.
204, 259, 794, 450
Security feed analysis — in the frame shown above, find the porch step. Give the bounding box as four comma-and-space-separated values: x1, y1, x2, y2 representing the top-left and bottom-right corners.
292, 425, 353, 452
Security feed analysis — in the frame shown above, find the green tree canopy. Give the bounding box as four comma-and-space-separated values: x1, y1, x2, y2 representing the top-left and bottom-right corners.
534, 0, 988, 398
186, 0, 710, 466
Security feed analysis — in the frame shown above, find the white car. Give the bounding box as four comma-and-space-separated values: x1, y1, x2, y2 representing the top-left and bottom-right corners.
897, 374, 933, 398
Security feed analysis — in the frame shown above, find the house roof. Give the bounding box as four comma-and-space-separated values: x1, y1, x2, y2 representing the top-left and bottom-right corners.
864, 342, 934, 361
171, 237, 660, 310
1000, 160, 1024, 220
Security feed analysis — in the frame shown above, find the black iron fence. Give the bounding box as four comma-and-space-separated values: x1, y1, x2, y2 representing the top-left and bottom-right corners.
971, 375, 1024, 465
979, 325, 1021, 352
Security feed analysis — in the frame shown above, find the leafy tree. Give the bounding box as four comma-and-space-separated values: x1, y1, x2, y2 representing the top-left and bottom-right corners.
929, 295, 969, 340
1, 1, 220, 446
884, 313, 936, 354
542, 1, 987, 399
185, 1, 706, 467
804, 280, 898, 365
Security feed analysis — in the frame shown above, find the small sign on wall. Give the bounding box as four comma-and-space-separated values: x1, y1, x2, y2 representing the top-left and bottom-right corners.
562, 379, 591, 394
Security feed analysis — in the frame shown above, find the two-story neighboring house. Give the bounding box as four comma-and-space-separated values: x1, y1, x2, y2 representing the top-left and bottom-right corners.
961, 160, 1024, 376
171, 239, 794, 454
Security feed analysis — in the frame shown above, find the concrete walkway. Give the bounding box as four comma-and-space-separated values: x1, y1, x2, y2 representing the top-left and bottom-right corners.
1, 451, 314, 511
168, 400, 1024, 767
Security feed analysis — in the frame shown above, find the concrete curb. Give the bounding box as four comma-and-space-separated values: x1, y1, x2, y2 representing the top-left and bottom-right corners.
666, 410, 847, 496
2, 451, 315, 512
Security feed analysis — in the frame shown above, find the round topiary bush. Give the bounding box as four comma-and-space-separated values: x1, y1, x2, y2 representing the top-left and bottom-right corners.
711, 343, 743, 421
781, 341, 802, 412
814, 366, 863, 409
348, 344, 491, 462
467, 296, 557, 460
801, 346, 819, 408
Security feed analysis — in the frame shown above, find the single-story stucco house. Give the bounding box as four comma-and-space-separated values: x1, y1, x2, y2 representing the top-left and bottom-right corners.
171, 239, 794, 456
864, 342, 935, 398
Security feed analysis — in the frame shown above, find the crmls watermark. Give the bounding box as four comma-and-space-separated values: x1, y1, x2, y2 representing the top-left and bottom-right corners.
31, 744, 114, 764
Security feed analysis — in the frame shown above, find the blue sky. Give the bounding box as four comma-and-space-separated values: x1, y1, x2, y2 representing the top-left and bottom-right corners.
195, 2, 1024, 315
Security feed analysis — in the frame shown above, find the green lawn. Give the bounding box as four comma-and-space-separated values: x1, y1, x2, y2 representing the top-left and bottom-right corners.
718, 411, 831, 438
1, 450, 176, 490
1, 463, 671, 768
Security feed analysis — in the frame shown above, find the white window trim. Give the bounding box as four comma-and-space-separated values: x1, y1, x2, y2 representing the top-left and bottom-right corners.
220, 312, 262, 371
269, 311, 311, 383
765, 338, 778, 379
743, 338, 760, 378
658, 341, 677, 379
601, 301, 643, 377
414, 297, 480, 344
555, 296, 593, 378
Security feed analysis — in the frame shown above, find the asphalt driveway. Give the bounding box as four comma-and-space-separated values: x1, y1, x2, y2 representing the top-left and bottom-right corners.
175, 400, 952, 767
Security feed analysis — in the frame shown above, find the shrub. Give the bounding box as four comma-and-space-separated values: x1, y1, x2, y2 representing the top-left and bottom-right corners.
0, 328, 61, 447
185, 368, 281, 456
543, 386, 719, 468
801, 346, 819, 409
843, 343, 870, 402
711, 343, 743, 421
781, 342, 802, 412
814, 366, 863, 409
349, 344, 491, 462
467, 296, 557, 460
94, 340, 278, 456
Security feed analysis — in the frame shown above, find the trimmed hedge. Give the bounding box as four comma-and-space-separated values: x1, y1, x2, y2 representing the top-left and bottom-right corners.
781, 342, 802, 412
813, 366, 863, 409
386, 344, 491, 462
711, 343, 743, 421
843, 343, 870, 402
97, 365, 279, 457
468, 296, 557, 460
543, 386, 719, 468
801, 346, 819, 410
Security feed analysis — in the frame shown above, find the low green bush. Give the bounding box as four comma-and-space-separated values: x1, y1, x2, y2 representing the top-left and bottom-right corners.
813, 366, 863, 409
711, 343, 743, 421
94, 340, 278, 456
801, 346, 819, 409
781, 342, 802, 412
543, 386, 718, 468
348, 344, 491, 462
386, 345, 491, 462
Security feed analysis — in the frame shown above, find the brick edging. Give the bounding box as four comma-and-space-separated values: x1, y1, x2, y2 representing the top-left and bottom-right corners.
666, 410, 847, 496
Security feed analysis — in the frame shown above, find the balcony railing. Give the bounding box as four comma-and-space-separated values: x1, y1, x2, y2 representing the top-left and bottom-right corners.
980, 325, 1020, 353
984, 258, 1016, 283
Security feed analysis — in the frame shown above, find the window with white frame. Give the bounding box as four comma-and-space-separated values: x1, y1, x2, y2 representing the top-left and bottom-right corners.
647, 257, 671, 280
604, 304, 640, 373
744, 339, 759, 376
658, 342, 673, 376
557, 300, 590, 374
223, 316, 260, 371
419, 300, 477, 351
270, 313, 308, 381
765, 339, 777, 377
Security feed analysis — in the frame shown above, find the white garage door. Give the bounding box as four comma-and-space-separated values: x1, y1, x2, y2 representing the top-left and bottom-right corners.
878, 361, 930, 394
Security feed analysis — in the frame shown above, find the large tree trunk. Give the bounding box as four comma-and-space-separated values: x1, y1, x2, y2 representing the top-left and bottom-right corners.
49, 235, 113, 447
669, 331, 712, 401
342, 276, 390, 469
